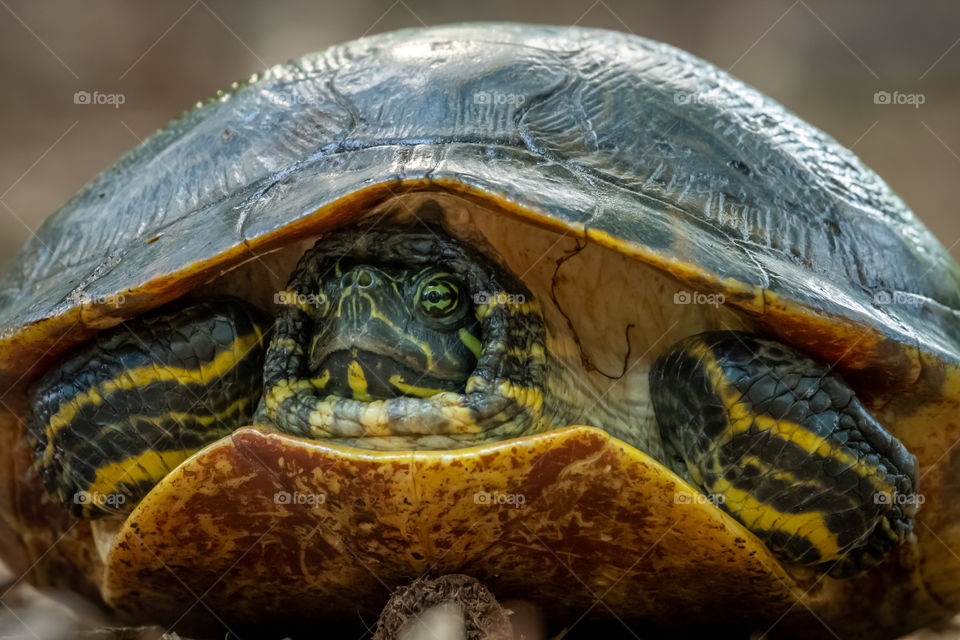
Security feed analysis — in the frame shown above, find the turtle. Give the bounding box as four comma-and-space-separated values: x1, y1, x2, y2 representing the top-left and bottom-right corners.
1, 22, 959, 639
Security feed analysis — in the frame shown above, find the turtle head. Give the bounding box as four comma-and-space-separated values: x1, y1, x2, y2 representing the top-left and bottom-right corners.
307, 262, 481, 400
264, 225, 548, 446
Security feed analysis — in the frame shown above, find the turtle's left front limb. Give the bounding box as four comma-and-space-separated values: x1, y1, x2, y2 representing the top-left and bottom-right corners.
649, 331, 918, 576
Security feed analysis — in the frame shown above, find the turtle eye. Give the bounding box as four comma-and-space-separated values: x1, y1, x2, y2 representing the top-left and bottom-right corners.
415, 273, 463, 321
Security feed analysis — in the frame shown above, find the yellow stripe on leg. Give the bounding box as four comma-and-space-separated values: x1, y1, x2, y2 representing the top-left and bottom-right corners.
83, 447, 200, 515
44, 331, 261, 454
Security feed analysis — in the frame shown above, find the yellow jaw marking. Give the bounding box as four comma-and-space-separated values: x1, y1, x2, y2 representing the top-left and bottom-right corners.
311, 369, 331, 390
348, 360, 372, 402
389, 375, 443, 398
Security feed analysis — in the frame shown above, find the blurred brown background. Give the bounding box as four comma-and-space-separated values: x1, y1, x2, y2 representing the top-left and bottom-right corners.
1, 0, 959, 276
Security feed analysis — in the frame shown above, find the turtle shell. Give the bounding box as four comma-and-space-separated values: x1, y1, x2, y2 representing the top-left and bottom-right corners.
2, 23, 960, 638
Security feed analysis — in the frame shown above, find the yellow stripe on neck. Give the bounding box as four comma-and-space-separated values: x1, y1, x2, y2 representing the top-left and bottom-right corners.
459, 329, 482, 359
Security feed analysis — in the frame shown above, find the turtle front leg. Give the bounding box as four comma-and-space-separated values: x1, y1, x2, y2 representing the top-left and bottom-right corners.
649, 331, 918, 576
28, 298, 266, 518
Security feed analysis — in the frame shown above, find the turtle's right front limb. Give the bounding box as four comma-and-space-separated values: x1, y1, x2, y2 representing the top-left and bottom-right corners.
649, 331, 918, 576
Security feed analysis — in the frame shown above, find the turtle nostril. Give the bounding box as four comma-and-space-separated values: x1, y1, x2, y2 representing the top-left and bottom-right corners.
357, 270, 374, 287
342, 267, 378, 289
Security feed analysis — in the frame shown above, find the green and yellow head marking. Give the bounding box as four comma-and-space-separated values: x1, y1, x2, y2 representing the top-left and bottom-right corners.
305, 263, 480, 402
264, 225, 549, 446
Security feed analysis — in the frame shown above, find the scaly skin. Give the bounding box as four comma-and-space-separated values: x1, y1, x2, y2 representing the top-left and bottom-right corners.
650, 331, 918, 575
27, 298, 266, 518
